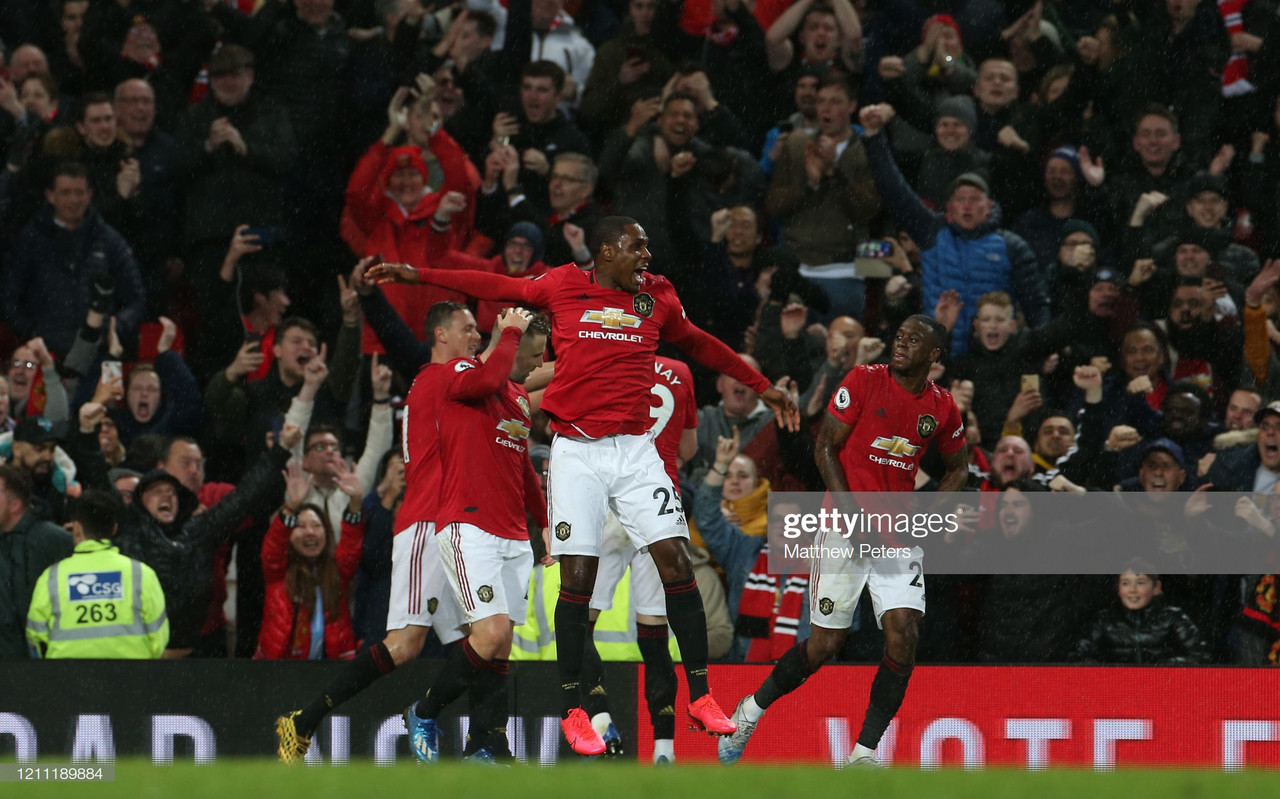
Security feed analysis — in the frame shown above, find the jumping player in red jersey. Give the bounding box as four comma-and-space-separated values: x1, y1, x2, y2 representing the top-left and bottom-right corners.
368, 216, 800, 755
404, 307, 553, 764
274, 300, 477, 764
718, 315, 969, 768
582, 355, 699, 762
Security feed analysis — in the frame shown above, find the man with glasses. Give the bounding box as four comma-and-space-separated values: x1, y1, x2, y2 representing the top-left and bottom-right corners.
293, 390, 394, 541
5, 340, 71, 425
477, 149, 601, 268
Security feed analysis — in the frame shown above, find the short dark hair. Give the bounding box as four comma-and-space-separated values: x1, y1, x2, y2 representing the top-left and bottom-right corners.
50, 161, 89, 188
0, 464, 33, 507
238, 264, 288, 310
1136, 103, 1179, 134
305, 423, 343, 450
524, 310, 552, 337
277, 317, 319, 345
904, 314, 949, 353
675, 60, 707, 77
124, 434, 167, 472
523, 60, 566, 93
77, 91, 113, 122
468, 9, 498, 39
1121, 558, 1159, 584
661, 92, 697, 113
589, 216, 639, 258
21, 71, 59, 102
802, 2, 836, 25
425, 300, 470, 342
1165, 380, 1212, 419
817, 73, 856, 102
69, 489, 124, 540
161, 436, 201, 465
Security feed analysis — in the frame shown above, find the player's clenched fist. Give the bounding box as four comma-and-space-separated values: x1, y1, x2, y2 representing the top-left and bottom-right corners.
497, 307, 533, 333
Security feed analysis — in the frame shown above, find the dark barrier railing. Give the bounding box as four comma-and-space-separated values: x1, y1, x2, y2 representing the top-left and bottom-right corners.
1, 662, 1277, 769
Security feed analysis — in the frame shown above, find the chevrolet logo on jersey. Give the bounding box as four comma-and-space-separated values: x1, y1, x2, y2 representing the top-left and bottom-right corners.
581, 308, 642, 329
871, 436, 920, 458
496, 419, 531, 440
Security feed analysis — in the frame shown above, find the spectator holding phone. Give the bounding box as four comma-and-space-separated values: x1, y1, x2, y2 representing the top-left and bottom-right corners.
578, 0, 674, 145
189, 226, 289, 384
70, 317, 203, 447
342, 75, 480, 353
175, 44, 296, 310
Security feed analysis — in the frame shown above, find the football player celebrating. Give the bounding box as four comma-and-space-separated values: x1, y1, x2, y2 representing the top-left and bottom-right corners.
403, 307, 552, 763
368, 216, 799, 755
274, 300, 476, 763
718, 315, 968, 768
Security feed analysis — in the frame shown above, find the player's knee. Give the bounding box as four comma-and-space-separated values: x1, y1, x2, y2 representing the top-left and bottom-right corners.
804, 629, 844, 667
650, 539, 692, 582
385, 627, 427, 665
882, 613, 920, 663
469, 620, 509, 660
560, 555, 599, 594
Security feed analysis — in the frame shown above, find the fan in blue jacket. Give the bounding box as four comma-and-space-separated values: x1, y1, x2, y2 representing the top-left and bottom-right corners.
860, 104, 1048, 357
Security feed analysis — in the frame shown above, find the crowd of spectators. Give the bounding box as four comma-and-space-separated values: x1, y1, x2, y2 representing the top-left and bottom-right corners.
1, 0, 1278, 666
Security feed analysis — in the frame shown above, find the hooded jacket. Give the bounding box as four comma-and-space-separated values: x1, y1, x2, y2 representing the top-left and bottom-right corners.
342, 131, 480, 353
116, 446, 289, 648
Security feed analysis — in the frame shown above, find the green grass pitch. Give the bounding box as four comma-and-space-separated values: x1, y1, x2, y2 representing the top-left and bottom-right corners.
14, 760, 1275, 799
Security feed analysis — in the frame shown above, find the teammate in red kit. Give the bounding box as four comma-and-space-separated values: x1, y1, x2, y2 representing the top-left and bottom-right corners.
274, 300, 475, 764
718, 315, 969, 768
581, 355, 698, 762
368, 216, 800, 755
404, 306, 553, 763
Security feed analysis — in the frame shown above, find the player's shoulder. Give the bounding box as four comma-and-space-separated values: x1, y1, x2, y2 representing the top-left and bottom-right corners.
844, 363, 888, 387
445, 356, 480, 374
923, 377, 959, 408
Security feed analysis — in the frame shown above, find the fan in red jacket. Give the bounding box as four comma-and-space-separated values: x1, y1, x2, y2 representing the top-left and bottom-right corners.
256, 471, 365, 659
427, 195, 549, 330
342, 94, 481, 354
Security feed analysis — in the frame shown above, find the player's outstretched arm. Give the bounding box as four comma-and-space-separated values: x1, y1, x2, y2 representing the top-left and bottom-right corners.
669, 321, 800, 431
815, 413, 854, 492
365, 261, 539, 304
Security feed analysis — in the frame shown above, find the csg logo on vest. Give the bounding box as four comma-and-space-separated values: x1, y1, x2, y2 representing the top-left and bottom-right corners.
67, 572, 124, 602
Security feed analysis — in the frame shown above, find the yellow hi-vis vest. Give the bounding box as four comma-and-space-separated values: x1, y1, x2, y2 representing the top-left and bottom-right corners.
511, 562, 681, 662
26, 540, 168, 659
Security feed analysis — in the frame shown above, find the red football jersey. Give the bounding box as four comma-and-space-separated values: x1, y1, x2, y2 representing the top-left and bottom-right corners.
505, 267, 771, 438
436, 328, 548, 540
650, 356, 698, 486
828, 364, 965, 492
395, 362, 448, 535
